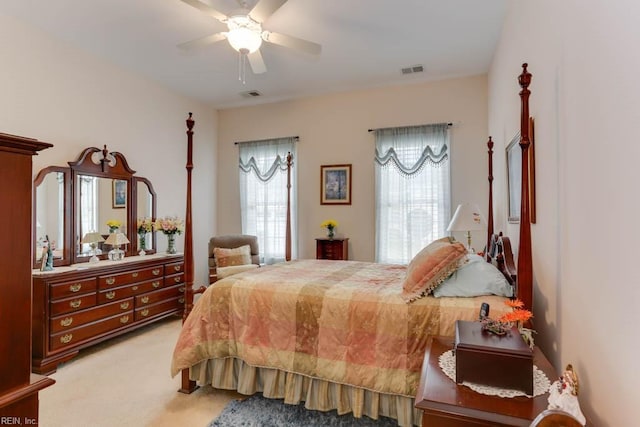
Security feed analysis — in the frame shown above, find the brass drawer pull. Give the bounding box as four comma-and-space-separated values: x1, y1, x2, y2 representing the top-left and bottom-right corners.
174, 265, 182, 272
132, 286, 139, 291
152, 269, 161, 276
152, 281, 161, 288
60, 334, 73, 344
60, 317, 73, 327
120, 302, 130, 310
69, 283, 82, 292
120, 315, 129, 324
106, 291, 116, 300
141, 296, 150, 304
178, 297, 185, 304
141, 309, 149, 317
70, 299, 82, 308
178, 286, 185, 293
106, 277, 116, 285
174, 277, 181, 283
132, 272, 139, 278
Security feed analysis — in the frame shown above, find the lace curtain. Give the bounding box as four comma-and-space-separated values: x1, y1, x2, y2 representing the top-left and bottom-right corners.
239, 137, 297, 264
374, 124, 450, 264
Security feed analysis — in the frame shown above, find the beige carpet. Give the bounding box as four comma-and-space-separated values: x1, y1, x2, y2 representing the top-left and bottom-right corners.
39, 317, 243, 427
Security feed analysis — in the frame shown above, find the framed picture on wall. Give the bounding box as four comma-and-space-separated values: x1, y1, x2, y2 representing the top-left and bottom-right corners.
320, 164, 352, 205
112, 179, 127, 208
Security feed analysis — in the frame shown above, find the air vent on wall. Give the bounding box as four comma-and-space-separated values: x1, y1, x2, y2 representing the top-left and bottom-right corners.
401, 65, 424, 75
241, 90, 262, 98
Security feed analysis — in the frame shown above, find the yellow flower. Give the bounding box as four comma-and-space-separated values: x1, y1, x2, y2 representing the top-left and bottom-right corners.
106, 219, 122, 228
320, 219, 338, 229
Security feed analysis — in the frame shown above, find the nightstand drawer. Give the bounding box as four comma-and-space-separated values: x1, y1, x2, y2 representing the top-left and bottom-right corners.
316, 238, 349, 260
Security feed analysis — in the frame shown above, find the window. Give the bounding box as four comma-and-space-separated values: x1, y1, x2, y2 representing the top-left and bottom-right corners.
239, 138, 297, 264
78, 175, 98, 254
374, 124, 450, 264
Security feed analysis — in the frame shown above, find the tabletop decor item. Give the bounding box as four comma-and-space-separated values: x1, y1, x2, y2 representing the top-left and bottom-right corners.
320, 219, 338, 239
155, 216, 184, 254
104, 232, 130, 261
480, 299, 535, 347
547, 364, 586, 425
106, 219, 122, 233
137, 217, 153, 256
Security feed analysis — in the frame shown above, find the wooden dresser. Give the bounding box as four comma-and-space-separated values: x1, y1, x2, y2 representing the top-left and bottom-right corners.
32, 254, 185, 374
315, 238, 349, 260
0, 134, 55, 425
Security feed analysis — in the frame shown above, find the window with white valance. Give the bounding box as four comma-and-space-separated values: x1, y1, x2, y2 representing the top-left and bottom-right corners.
374, 123, 451, 264
239, 137, 297, 264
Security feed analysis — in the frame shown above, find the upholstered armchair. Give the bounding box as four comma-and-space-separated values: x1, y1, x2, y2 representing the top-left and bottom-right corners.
208, 234, 260, 283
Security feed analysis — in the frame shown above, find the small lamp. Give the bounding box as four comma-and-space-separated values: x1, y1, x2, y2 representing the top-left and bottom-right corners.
446, 203, 486, 252
104, 232, 130, 261
81, 232, 105, 264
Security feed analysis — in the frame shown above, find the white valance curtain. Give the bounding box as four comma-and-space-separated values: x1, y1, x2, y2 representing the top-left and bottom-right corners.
239, 137, 297, 264
374, 123, 450, 264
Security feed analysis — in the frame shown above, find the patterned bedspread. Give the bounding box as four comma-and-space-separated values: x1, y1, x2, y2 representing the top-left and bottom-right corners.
171, 259, 509, 397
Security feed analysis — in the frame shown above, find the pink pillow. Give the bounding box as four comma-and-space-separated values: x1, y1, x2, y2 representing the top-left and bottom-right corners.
401, 237, 467, 303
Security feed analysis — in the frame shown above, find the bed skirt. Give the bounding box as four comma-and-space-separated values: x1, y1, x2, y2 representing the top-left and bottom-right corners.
190, 357, 422, 427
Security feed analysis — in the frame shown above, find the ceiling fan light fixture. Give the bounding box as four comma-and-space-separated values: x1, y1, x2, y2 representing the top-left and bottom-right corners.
226, 16, 263, 53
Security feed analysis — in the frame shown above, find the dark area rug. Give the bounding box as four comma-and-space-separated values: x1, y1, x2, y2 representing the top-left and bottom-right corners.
209, 393, 399, 426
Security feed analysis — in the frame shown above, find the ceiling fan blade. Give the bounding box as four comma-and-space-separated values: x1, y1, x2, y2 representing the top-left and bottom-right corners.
180, 0, 228, 22
264, 31, 321, 55
177, 32, 227, 50
247, 50, 267, 74
249, 0, 288, 23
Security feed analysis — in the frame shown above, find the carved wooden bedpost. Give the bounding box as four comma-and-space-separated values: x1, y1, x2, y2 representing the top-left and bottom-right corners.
517, 64, 533, 312
486, 136, 494, 262
285, 152, 292, 261
179, 112, 198, 394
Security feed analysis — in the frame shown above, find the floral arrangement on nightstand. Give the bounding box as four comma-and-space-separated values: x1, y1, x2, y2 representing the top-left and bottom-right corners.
481, 299, 535, 348
320, 219, 338, 239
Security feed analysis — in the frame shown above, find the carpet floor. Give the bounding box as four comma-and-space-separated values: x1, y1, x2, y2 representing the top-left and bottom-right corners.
209, 394, 398, 427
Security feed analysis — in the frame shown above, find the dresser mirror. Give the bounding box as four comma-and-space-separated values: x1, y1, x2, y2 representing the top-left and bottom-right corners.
33, 146, 157, 268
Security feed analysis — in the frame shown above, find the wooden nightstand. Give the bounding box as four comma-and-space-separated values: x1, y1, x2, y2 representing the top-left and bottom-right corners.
316, 238, 349, 260
415, 335, 558, 427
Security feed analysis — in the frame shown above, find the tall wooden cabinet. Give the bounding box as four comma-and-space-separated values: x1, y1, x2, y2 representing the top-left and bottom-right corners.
0, 134, 55, 424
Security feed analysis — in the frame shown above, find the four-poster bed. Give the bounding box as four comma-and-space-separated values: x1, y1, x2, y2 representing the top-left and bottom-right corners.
172, 63, 535, 426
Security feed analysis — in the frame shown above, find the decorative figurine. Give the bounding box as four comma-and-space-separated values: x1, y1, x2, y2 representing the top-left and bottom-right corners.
41, 235, 54, 271
547, 364, 586, 426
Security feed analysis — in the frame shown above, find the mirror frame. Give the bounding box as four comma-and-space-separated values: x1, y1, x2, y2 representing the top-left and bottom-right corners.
32, 166, 71, 268
33, 145, 157, 267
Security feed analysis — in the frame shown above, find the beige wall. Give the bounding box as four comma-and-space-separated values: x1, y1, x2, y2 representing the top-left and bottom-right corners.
489, 0, 640, 424
0, 13, 218, 285
218, 75, 490, 261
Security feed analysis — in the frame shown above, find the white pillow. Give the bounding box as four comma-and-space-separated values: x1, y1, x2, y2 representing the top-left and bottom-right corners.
432, 254, 513, 298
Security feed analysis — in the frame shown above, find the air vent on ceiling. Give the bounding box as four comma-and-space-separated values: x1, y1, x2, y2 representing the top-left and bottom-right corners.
401, 65, 424, 75
241, 90, 262, 98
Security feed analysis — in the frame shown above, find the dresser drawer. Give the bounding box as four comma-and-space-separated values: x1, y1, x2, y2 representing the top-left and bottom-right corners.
98, 265, 164, 289
135, 297, 182, 321
165, 272, 185, 286
49, 312, 135, 352
50, 298, 134, 334
50, 278, 97, 300
136, 284, 184, 307
50, 293, 97, 316
165, 261, 184, 275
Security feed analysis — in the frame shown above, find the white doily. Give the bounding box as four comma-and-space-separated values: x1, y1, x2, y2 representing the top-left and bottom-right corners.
438, 350, 551, 398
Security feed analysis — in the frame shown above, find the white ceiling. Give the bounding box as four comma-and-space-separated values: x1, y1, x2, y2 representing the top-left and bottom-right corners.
1, 0, 507, 109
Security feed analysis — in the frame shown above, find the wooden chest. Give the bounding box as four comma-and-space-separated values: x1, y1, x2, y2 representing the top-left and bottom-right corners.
455, 320, 533, 395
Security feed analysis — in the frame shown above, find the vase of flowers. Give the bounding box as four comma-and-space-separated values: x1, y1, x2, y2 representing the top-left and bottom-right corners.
154, 216, 184, 254
106, 219, 122, 234
137, 217, 153, 256
321, 219, 338, 240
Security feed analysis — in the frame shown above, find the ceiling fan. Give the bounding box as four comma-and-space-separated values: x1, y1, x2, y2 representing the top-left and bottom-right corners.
178, 0, 322, 78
